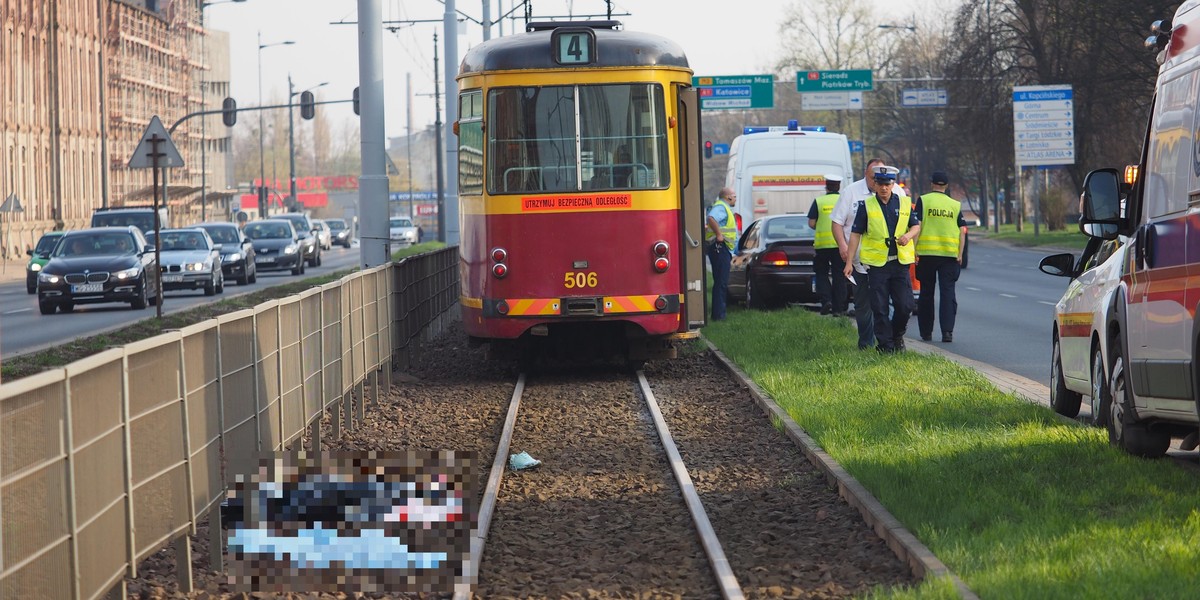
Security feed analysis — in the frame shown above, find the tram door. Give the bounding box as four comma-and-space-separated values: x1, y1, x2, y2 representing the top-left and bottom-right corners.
678, 86, 707, 329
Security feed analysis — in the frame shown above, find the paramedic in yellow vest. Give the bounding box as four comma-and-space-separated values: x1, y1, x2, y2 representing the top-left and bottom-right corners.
706, 187, 738, 321
843, 167, 921, 353
914, 171, 968, 343
807, 174, 846, 315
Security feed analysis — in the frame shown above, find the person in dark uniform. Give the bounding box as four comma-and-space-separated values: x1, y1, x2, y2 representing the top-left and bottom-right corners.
807, 174, 846, 315
914, 171, 968, 342
843, 166, 921, 352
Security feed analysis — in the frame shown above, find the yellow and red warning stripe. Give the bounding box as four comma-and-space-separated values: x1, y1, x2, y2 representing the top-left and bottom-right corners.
1058, 312, 1092, 338
603, 295, 659, 314
504, 298, 562, 316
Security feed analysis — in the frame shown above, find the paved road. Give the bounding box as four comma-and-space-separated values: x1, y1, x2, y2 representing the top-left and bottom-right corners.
912, 238, 1074, 383
0, 244, 363, 359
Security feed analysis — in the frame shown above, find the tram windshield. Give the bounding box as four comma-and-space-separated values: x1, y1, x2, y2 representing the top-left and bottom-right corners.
485, 83, 670, 194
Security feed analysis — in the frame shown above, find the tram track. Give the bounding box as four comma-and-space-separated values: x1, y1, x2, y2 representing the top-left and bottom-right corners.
457, 368, 743, 599
120, 322, 919, 598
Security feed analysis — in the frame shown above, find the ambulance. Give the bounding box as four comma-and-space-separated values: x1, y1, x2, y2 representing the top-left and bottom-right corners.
1073, 1, 1200, 457
723, 121, 854, 227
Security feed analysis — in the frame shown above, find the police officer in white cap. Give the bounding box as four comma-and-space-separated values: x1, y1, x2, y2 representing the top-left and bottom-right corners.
843, 165, 920, 352
807, 173, 846, 314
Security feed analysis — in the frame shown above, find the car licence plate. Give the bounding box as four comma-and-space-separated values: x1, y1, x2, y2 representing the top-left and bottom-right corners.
162, 274, 184, 283
72, 283, 103, 293
256, 256, 275, 264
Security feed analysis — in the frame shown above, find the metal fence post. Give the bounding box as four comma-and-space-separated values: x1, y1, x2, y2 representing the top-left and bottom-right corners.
175, 335, 196, 592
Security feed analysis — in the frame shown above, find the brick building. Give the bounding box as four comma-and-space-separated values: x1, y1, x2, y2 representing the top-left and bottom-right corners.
0, 0, 233, 258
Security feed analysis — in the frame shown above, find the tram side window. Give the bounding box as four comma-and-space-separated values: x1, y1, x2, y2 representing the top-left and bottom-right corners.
459, 90, 484, 195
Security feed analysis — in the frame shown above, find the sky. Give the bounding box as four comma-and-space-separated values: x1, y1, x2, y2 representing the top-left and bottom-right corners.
205, 0, 925, 144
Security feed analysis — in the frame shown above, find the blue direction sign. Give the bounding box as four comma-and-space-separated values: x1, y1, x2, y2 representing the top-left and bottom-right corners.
901, 89, 948, 107
693, 75, 774, 110
712, 143, 730, 155
796, 69, 873, 92
1012, 85, 1074, 166
848, 140, 864, 153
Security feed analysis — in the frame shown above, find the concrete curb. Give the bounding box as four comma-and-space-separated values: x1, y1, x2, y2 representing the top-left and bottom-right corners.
704, 339, 979, 600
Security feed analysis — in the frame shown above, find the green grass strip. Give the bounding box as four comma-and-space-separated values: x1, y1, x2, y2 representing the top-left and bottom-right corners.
978, 224, 1088, 250
705, 306, 1200, 599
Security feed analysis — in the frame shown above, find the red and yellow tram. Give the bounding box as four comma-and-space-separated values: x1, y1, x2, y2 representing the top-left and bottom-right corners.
455, 20, 706, 362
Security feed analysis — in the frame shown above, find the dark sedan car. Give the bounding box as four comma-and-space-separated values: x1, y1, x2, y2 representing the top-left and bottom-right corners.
275, 213, 321, 267
244, 219, 304, 275
197, 222, 258, 285
325, 218, 352, 248
145, 228, 224, 295
37, 227, 159, 314
728, 215, 819, 309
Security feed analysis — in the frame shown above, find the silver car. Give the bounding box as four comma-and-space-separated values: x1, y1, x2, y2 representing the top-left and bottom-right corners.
389, 216, 418, 247
311, 219, 333, 250
145, 228, 224, 296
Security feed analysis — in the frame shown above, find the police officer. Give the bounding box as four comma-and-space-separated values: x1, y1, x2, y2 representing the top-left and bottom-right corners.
807, 174, 845, 315
915, 171, 968, 343
706, 187, 738, 321
843, 166, 920, 352
831, 159, 909, 349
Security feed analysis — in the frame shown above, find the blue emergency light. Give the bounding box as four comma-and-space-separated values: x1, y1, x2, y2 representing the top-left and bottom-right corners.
742, 124, 828, 135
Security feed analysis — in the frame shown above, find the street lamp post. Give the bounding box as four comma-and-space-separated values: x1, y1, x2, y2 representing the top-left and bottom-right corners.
257, 32, 294, 218
199, 0, 245, 223
288, 76, 328, 211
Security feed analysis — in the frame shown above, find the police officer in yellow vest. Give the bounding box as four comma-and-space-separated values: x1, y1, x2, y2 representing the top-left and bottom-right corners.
807, 174, 846, 315
706, 187, 738, 321
914, 171, 968, 343
843, 166, 921, 352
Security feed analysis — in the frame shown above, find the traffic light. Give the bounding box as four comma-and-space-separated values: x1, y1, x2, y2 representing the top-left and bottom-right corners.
704, 140, 713, 159
300, 91, 315, 120
222, 97, 237, 127
352, 87, 360, 116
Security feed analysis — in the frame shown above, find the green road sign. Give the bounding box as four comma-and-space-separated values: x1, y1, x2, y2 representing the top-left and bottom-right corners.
795, 69, 874, 92
692, 74, 774, 110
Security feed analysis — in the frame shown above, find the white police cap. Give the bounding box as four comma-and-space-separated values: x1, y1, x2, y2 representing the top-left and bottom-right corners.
823, 173, 843, 182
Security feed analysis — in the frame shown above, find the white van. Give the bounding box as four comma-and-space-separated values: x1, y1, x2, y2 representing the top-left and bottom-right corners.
1075, 1, 1200, 457
723, 123, 854, 226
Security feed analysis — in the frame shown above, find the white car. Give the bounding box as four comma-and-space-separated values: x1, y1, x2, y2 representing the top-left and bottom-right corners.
389, 216, 418, 247
311, 219, 333, 250
1039, 236, 1128, 425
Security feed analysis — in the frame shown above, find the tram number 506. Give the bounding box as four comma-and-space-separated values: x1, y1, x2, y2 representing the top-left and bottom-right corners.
563, 272, 598, 289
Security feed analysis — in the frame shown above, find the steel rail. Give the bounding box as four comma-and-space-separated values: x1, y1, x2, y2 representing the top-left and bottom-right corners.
636, 370, 745, 600
453, 373, 525, 600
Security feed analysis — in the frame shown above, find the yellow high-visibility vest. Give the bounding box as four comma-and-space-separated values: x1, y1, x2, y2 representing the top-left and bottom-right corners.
812, 193, 839, 250
916, 192, 961, 258
705, 199, 737, 251
860, 194, 915, 266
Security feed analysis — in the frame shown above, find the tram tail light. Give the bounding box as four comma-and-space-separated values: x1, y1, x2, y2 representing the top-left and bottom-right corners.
652, 241, 669, 257
497, 300, 510, 315
654, 296, 668, 311
491, 247, 507, 263
761, 251, 788, 266
493, 263, 508, 278
653, 257, 670, 273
